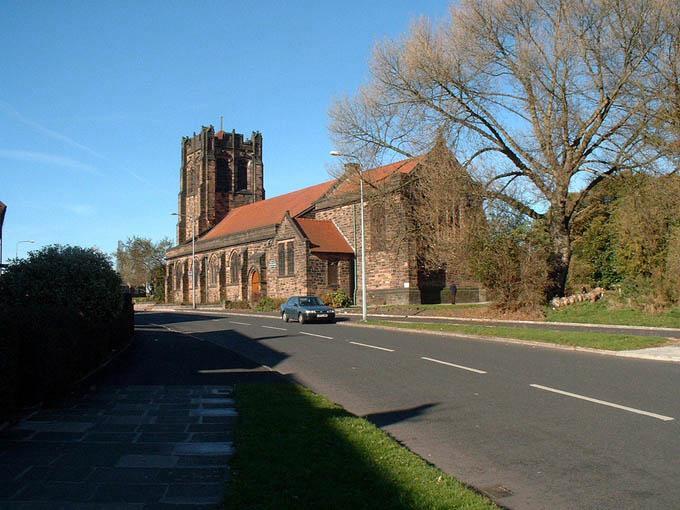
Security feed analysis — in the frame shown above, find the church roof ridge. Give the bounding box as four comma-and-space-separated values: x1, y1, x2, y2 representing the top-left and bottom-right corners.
200, 157, 420, 242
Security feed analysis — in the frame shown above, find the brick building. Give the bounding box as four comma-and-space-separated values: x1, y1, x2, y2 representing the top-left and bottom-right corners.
165, 125, 483, 306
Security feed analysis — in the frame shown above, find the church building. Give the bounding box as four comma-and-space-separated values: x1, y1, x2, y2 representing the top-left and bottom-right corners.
165, 125, 483, 306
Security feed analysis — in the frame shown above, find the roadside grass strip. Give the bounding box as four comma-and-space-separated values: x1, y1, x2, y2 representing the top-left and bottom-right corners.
545, 301, 680, 329
226, 383, 498, 510
530, 384, 674, 422
367, 320, 670, 351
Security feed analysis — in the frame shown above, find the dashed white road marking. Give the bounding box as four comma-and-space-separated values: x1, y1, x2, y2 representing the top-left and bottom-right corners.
530, 384, 675, 422
299, 331, 333, 340
261, 325, 287, 331
349, 341, 394, 352
229, 321, 252, 326
421, 356, 486, 374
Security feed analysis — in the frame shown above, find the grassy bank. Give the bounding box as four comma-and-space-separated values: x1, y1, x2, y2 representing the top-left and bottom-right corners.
545, 301, 680, 328
226, 383, 497, 510
366, 320, 671, 351
358, 300, 680, 329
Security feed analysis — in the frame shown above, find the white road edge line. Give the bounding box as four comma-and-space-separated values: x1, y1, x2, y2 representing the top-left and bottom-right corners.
349, 341, 394, 352
261, 325, 287, 331
299, 331, 333, 340
421, 356, 486, 374
530, 384, 675, 422
229, 321, 252, 326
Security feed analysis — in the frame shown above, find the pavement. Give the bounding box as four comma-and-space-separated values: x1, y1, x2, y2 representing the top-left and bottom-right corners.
0, 314, 282, 509
143, 310, 680, 510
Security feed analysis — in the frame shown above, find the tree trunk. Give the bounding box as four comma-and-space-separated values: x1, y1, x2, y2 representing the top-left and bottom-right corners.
547, 216, 571, 299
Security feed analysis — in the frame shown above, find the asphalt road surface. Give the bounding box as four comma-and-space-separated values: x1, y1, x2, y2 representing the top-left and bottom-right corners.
142, 311, 680, 510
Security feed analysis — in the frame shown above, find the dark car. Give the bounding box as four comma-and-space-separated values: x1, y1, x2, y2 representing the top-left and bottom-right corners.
280, 296, 336, 324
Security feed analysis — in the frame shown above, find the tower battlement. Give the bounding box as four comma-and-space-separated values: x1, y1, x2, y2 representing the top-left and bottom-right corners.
177, 124, 264, 244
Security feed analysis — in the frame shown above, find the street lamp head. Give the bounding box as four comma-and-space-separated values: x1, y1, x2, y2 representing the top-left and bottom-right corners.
329, 151, 343, 157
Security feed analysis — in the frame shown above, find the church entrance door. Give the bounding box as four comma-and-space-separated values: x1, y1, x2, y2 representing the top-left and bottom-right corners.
250, 270, 261, 302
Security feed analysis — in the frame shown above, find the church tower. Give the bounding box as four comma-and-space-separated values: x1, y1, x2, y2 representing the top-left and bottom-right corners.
177, 125, 265, 244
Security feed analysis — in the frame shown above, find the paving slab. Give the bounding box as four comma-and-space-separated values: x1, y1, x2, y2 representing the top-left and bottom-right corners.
1, 312, 285, 508
0, 384, 235, 508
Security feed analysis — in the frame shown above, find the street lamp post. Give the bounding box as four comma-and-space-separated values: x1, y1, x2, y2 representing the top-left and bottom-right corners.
171, 213, 196, 309
15, 240, 35, 260
330, 151, 367, 322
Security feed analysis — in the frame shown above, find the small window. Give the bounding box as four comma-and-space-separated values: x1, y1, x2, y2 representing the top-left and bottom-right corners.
286, 241, 295, 276
371, 202, 386, 250
278, 243, 286, 277
328, 261, 338, 286
187, 166, 197, 195
278, 240, 295, 277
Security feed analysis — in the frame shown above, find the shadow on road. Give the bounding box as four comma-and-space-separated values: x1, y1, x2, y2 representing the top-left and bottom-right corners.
363, 403, 439, 428
89, 312, 288, 387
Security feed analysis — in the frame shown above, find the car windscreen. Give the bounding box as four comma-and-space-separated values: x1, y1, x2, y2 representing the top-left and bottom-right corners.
299, 297, 323, 306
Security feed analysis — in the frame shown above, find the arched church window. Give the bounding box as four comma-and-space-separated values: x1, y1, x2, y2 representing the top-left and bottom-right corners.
174, 263, 182, 288
209, 255, 220, 287
230, 252, 240, 284
236, 159, 248, 190
216, 157, 231, 193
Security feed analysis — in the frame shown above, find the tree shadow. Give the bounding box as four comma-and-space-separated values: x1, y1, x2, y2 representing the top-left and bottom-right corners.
363, 403, 438, 428
86, 313, 290, 387
225, 383, 494, 510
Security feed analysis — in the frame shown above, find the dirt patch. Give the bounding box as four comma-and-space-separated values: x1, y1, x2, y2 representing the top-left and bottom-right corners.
367, 304, 545, 321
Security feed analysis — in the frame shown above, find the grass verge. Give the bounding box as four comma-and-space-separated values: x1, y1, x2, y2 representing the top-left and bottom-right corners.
545, 301, 680, 328
366, 320, 670, 351
226, 383, 498, 510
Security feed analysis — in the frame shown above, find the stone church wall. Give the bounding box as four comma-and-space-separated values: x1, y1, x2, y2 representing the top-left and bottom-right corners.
315, 197, 419, 305
265, 217, 308, 298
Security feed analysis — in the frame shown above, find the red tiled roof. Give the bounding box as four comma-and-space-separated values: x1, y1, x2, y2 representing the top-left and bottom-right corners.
200, 157, 419, 242
333, 157, 421, 195
201, 179, 335, 240
296, 218, 354, 254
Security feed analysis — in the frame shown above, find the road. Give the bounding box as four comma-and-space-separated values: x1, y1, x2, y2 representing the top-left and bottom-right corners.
144, 311, 680, 510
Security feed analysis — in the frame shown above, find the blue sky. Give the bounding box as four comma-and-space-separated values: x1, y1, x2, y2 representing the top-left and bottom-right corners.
0, 0, 449, 262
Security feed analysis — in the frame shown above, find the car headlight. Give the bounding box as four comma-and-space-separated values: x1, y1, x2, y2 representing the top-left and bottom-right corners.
328, 309, 335, 314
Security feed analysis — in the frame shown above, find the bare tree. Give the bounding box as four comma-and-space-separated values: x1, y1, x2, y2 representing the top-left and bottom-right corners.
115, 237, 171, 295
643, 2, 680, 165
330, 0, 675, 297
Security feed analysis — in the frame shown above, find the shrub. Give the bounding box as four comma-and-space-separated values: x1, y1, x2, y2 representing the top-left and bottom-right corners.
465, 221, 551, 311
223, 300, 251, 310
322, 289, 352, 308
0, 245, 133, 420
254, 296, 286, 312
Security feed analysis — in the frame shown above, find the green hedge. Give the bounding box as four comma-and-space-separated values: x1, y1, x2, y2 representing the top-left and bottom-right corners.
0, 246, 133, 420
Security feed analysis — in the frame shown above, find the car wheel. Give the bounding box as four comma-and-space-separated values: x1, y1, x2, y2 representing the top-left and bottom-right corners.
298, 313, 306, 324
282, 312, 289, 322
